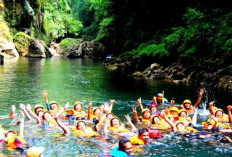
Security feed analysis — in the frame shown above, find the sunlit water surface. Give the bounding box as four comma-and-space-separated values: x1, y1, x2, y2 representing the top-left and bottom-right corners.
0, 57, 232, 156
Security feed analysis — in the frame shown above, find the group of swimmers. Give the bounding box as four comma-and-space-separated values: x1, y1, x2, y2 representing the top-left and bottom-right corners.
0, 89, 232, 156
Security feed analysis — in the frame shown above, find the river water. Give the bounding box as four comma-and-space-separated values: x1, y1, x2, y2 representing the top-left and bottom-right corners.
0, 57, 232, 156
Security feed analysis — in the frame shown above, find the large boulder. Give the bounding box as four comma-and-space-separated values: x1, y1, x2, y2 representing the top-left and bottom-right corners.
14, 32, 52, 58
58, 38, 106, 59
0, 42, 19, 57
27, 39, 51, 58
13, 32, 32, 56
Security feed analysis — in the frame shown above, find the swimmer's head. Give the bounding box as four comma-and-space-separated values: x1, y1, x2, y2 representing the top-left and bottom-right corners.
110, 117, 121, 128
106, 113, 115, 120
76, 121, 87, 131
170, 107, 179, 117
183, 99, 191, 109
150, 104, 157, 113
73, 102, 83, 112
119, 138, 133, 155
138, 128, 149, 143
152, 116, 160, 124
176, 122, 185, 131
178, 109, 187, 117
142, 109, 152, 119
92, 107, 101, 116
42, 111, 52, 120
26, 146, 45, 157
5, 130, 17, 137
50, 101, 59, 110
215, 109, 224, 118
34, 104, 44, 114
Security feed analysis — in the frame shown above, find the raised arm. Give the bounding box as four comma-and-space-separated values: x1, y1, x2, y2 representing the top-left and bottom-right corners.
209, 102, 215, 115
125, 114, 137, 132
210, 115, 218, 131
95, 108, 107, 132
191, 107, 198, 126
19, 103, 32, 120
53, 113, 70, 136
137, 98, 144, 112
227, 105, 232, 124
194, 88, 204, 108
18, 111, 25, 138
9, 105, 17, 119
43, 90, 51, 111
169, 100, 175, 109
162, 112, 177, 131
26, 104, 41, 124
132, 107, 139, 122
88, 101, 92, 120
108, 99, 115, 113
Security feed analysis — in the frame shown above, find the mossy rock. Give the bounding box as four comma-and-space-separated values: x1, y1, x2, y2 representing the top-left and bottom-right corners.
13, 32, 32, 56
0, 15, 11, 43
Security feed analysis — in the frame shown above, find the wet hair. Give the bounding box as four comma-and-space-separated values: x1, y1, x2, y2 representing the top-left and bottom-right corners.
5, 130, 17, 137
110, 117, 121, 127
138, 128, 148, 136
119, 138, 130, 151
152, 116, 160, 124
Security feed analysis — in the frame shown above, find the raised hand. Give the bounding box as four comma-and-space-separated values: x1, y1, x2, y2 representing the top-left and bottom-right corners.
137, 97, 142, 105
125, 114, 132, 122
199, 89, 204, 96
88, 101, 92, 108
132, 107, 137, 113
110, 99, 115, 104
19, 103, 25, 110
171, 100, 175, 105
11, 105, 16, 113
26, 104, 32, 111
227, 105, 232, 111
102, 104, 110, 113
64, 102, 69, 110
42, 90, 48, 98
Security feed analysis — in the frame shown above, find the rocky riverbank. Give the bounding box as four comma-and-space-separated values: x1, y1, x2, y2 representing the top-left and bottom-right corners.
103, 56, 232, 91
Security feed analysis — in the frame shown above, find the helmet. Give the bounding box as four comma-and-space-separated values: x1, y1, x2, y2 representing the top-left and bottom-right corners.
170, 107, 179, 112
34, 104, 44, 113
142, 109, 152, 115
157, 93, 163, 97
26, 146, 45, 157
183, 100, 191, 104
149, 104, 157, 109
73, 102, 83, 111
214, 108, 224, 116
178, 109, 187, 115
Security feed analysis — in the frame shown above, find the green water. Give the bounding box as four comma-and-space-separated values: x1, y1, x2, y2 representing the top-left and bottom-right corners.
0, 57, 232, 156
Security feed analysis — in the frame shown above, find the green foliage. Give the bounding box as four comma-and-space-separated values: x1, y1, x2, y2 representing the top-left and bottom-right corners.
96, 16, 115, 41
59, 38, 81, 49
124, 42, 169, 58
41, 0, 83, 42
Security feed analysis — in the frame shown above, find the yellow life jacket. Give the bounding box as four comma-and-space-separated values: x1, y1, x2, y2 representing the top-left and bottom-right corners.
108, 125, 131, 134
138, 116, 152, 125
44, 117, 57, 127
74, 127, 98, 137
184, 126, 200, 133
74, 110, 86, 118
153, 97, 166, 105
152, 119, 171, 130
50, 106, 63, 114
4, 135, 27, 148
179, 104, 194, 113
130, 135, 144, 145
179, 117, 192, 126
